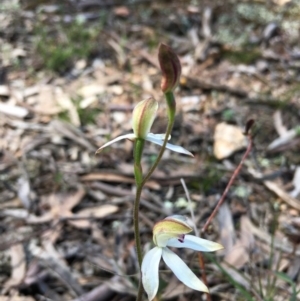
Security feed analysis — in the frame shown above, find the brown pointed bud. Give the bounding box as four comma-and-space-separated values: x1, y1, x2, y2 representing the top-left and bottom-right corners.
158, 43, 181, 93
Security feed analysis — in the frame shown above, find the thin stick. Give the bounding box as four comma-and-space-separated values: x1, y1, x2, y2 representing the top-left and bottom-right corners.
201, 127, 254, 233
197, 253, 211, 301
180, 178, 198, 236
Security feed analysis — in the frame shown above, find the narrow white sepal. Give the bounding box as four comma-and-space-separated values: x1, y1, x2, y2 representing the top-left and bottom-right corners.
167, 235, 224, 252
147, 133, 171, 141
95, 133, 136, 153
145, 136, 193, 157
164, 143, 194, 156
162, 247, 209, 293
141, 247, 162, 301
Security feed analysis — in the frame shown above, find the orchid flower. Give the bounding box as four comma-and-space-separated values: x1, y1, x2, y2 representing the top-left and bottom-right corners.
142, 215, 223, 301
96, 97, 193, 156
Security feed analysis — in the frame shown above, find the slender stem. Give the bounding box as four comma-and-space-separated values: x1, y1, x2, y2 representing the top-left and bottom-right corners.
134, 184, 143, 266
197, 253, 212, 301
134, 138, 145, 186
133, 138, 145, 267
133, 138, 145, 301
201, 134, 254, 233
136, 280, 144, 301
142, 92, 176, 186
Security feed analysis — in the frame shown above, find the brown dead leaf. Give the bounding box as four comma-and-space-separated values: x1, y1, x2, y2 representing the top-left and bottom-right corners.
264, 180, 300, 211
224, 240, 249, 269
105, 275, 136, 296
4, 244, 26, 289
33, 85, 62, 115
0, 103, 29, 118
280, 216, 300, 244
68, 205, 118, 229
79, 96, 98, 109
221, 263, 251, 289
71, 280, 115, 301
273, 0, 292, 5
273, 110, 287, 136
50, 120, 96, 151
81, 172, 161, 190
77, 84, 105, 98
108, 39, 126, 67
239, 215, 255, 249
23, 86, 39, 98
2, 189, 87, 244
59, 188, 86, 213
247, 217, 300, 256
113, 6, 130, 17
224, 216, 255, 268
41, 189, 118, 231
55, 87, 80, 126
217, 202, 235, 253
29, 240, 84, 296
267, 128, 298, 151
0, 150, 17, 172
0, 85, 10, 96
17, 176, 31, 210
0, 297, 35, 301
290, 166, 300, 198
2, 208, 53, 223
162, 280, 193, 299
287, 257, 300, 280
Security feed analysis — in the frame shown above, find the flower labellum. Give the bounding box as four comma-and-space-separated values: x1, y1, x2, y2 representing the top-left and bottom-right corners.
158, 43, 182, 93
142, 215, 224, 301
153, 215, 193, 247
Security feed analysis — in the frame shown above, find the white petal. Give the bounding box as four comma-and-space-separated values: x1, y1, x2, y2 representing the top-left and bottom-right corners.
95, 133, 136, 153
145, 136, 193, 157
167, 235, 224, 252
141, 247, 162, 301
162, 247, 208, 293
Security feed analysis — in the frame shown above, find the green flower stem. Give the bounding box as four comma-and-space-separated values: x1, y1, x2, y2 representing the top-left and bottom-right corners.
134, 183, 144, 301
133, 138, 145, 267
136, 277, 144, 301
134, 138, 145, 187
142, 91, 176, 186
133, 138, 145, 301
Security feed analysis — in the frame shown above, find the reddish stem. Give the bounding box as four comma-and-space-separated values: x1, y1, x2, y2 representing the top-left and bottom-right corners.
198, 121, 254, 299
198, 252, 212, 301
201, 132, 254, 233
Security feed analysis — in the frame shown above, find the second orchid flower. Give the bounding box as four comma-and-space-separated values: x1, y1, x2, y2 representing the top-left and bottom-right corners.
142, 215, 223, 301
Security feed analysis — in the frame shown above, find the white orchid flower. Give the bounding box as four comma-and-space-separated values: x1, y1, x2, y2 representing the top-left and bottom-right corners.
96, 97, 193, 156
142, 215, 223, 301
